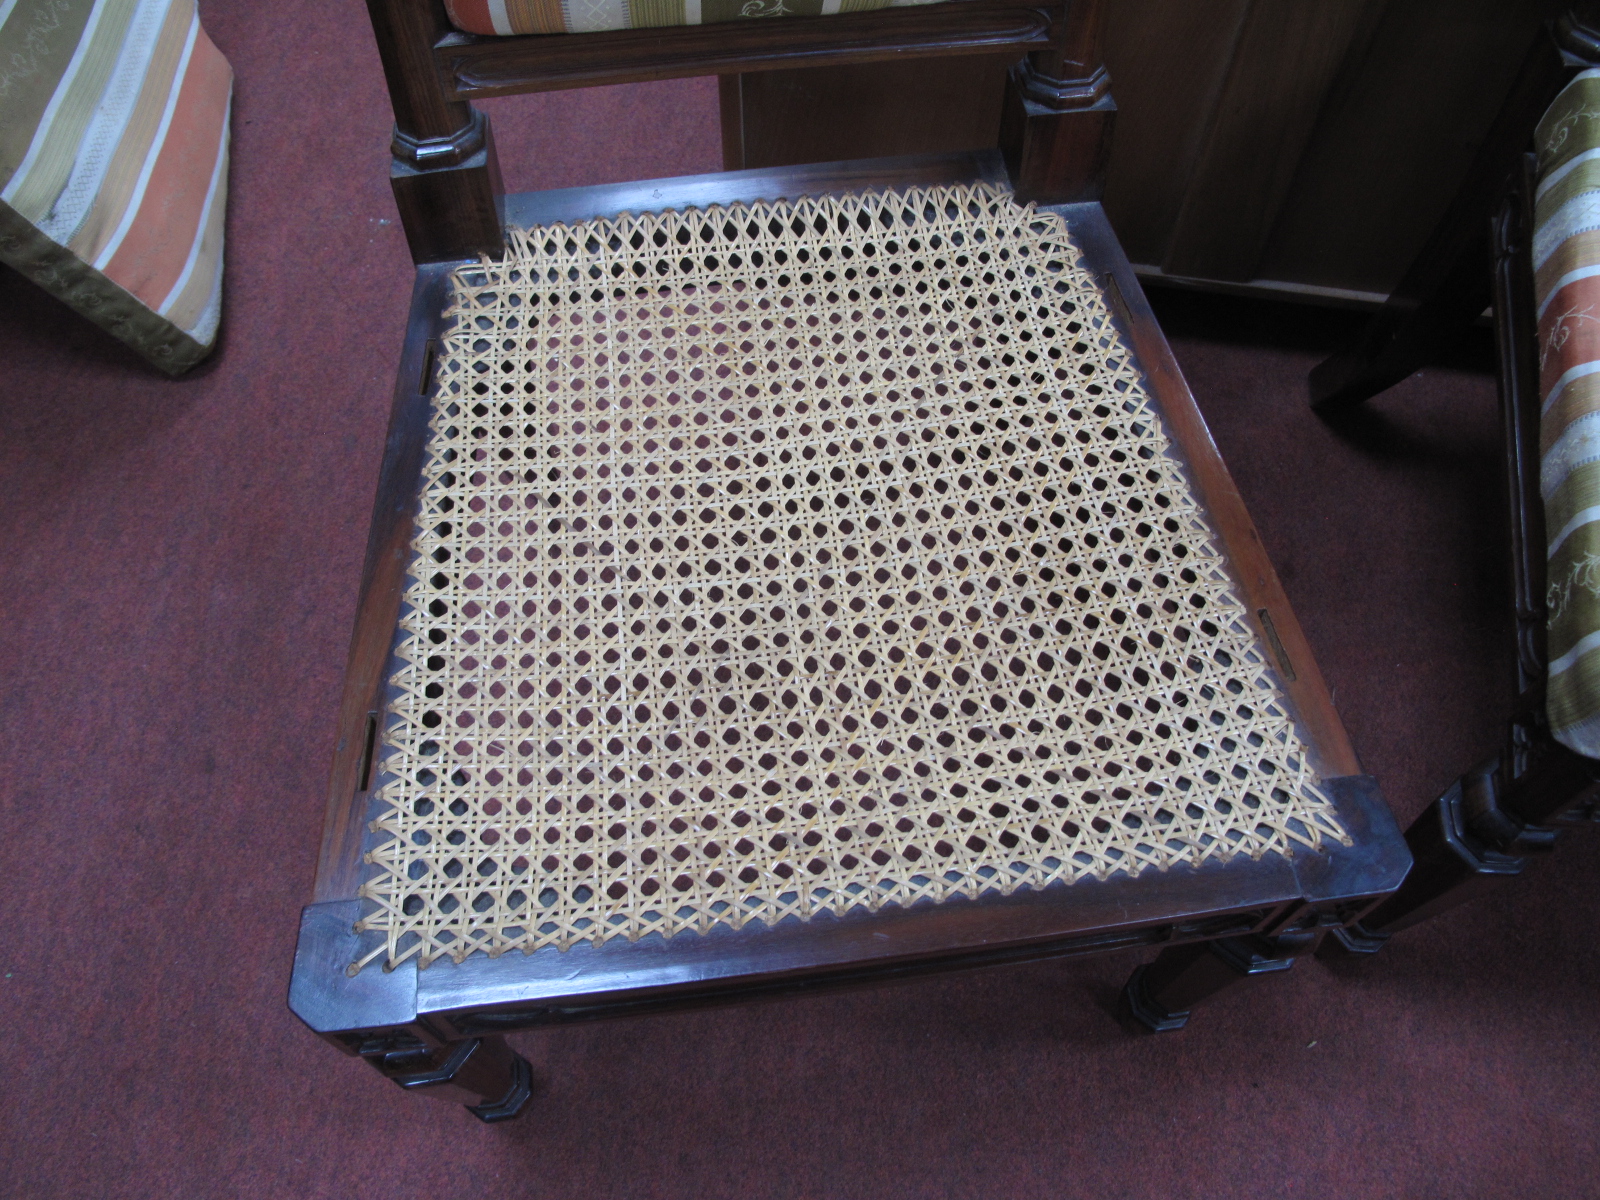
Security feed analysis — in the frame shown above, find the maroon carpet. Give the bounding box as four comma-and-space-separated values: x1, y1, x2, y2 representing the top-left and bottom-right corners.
2, 2, 1597, 1196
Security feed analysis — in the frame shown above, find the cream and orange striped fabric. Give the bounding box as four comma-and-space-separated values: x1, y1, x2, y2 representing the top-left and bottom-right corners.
1535, 69, 1600, 757
445, 0, 944, 37
0, 0, 232, 374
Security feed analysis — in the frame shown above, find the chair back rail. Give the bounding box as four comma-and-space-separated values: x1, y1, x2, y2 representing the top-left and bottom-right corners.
365, 0, 1111, 261
437, 0, 1057, 99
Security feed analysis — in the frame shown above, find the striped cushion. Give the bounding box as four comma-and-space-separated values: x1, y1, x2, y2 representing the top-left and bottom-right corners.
445, 0, 945, 37
1535, 69, 1600, 757
0, 0, 232, 374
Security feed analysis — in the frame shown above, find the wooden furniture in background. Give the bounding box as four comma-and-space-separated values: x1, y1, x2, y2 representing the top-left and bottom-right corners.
371, 0, 1118, 263
1307, 4, 1600, 950
289, 0, 1410, 1120
722, 0, 1568, 304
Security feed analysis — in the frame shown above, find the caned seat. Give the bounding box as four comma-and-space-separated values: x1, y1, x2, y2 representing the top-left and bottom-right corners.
357, 183, 1347, 971
288, 0, 1410, 1122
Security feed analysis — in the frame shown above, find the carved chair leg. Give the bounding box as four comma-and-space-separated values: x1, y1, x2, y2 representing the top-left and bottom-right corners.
1319, 797, 1526, 953
359, 1033, 534, 1122
1120, 931, 1311, 1033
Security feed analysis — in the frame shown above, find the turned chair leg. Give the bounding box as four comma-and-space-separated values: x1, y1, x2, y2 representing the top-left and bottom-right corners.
1120, 931, 1313, 1033
358, 1033, 534, 1122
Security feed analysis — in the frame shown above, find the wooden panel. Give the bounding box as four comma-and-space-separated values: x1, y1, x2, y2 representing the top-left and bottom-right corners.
1160, 0, 1382, 282
1259, 0, 1565, 293
657, 0, 1570, 296
1098, 0, 1251, 268
720, 56, 1014, 171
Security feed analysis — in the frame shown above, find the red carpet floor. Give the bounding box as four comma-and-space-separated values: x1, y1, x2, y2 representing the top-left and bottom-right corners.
2, 2, 1597, 1196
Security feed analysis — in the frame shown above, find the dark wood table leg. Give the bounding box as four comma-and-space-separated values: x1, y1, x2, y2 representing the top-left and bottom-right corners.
1120, 930, 1313, 1033
356, 1030, 534, 1122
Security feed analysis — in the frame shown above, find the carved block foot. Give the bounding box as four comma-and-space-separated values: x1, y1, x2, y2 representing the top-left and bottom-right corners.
466, 1052, 534, 1123
1316, 920, 1391, 959
1120, 963, 1190, 1032
1120, 934, 1302, 1033
361, 1033, 534, 1120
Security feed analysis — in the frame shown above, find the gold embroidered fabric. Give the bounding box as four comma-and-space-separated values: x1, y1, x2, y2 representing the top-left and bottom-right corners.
353, 182, 1346, 972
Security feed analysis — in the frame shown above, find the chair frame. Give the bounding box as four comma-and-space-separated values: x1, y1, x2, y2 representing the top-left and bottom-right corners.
288, 0, 1410, 1120
1310, 4, 1600, 952
367, 0, 1114, 262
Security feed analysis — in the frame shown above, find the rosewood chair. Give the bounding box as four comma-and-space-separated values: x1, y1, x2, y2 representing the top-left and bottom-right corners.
288, 0, 1411, 1120
1309, 4, 1600, 954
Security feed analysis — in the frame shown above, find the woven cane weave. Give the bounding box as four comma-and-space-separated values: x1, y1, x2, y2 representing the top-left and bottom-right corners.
352, 182, 1347, 972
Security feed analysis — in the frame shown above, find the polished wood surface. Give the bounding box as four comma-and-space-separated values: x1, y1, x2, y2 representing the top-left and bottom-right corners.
719, 57, 1013, 172
1256, 0, 1564, 291
999, 64, 1113, 203
726, 0, 1568, 295
389, 126, 505, 265
365, 0, 506, 261
314, 265, 455, 903
363, 0, 468, 141
1158, 0, 1376, 282
999, 0, 1113, 203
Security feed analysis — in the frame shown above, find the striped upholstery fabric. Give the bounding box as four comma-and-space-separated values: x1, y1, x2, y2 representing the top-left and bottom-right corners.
0, 0, 232, 374
1536, 68, 1600, 757
444, 0, 945, 37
